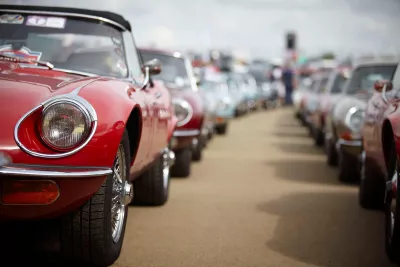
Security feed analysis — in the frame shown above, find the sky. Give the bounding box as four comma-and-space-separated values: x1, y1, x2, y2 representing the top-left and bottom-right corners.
2, 0, 400, 60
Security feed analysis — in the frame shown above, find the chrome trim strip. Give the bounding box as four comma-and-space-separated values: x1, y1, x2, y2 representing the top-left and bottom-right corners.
14, 93, 98, 159
0, 9, 128, 31
336, 138, 362, 150
0, 165, 111, 178
172, 98, 193, 127
173, 129, 200, 137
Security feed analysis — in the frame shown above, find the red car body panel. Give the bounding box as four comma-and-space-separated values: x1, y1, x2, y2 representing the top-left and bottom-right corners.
0, 62, 174, 220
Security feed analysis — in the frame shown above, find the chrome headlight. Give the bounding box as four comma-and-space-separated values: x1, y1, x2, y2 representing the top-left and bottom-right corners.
41, 100, 92, 150
173, 98, 193, 127
345, 107, 365, 133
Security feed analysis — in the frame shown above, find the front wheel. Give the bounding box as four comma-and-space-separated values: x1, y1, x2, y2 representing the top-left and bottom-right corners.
338, 148, 360, 182
133, 148, 172, 206
171, 147, 192, 178
192, 138, 204, 162
60, 130, 132, 266
359, 151, 385, 209
215, 124, 228, 135
325, 138, 338, 166
314, 128, 324, 147
386, 145, 400, 263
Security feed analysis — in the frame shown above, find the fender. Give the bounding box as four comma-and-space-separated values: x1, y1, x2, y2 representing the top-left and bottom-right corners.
78, 79, 145, 168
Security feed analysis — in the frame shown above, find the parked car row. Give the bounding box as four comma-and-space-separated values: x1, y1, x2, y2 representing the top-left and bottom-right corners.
0, 6, 277, 267
294, 56, 400, 265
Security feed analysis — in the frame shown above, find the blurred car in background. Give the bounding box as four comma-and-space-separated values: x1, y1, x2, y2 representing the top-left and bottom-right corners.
140, 48, 209, 177
248, 59, 278, 108
226, 73, 250, 116
293, 77, 313, 123
230, 72, 259, 111
304, 72, 329, 137
311, 67, 351, 146
324, 58, 397, 182
199, 74, 235, 135
359, 62, 400, 266
197, 80, 217, 141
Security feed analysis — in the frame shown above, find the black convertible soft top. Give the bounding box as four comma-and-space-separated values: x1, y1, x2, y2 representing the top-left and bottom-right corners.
0, 5, 131, 31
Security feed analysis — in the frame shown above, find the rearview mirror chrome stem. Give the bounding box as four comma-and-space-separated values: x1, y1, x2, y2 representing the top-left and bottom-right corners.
141, 66, 150, 90
381, 84, 389, 104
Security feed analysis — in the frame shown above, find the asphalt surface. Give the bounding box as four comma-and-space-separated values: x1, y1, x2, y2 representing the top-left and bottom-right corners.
114, 107, 395, 267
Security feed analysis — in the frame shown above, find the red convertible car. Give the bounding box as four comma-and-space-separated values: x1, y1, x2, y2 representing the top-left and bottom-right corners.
361, 61, 400, 263
0, 5, 176, 266
140, 48, 209, 177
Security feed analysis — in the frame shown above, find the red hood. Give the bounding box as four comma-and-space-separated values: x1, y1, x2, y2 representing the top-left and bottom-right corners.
0, 62, 97, 148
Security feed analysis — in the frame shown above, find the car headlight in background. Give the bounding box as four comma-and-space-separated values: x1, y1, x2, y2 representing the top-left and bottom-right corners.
217, 98, 231, 110
173, 98, 193, 127
307, 99, 319, 112
41, 101, 92, 150
345, 107, 365, 133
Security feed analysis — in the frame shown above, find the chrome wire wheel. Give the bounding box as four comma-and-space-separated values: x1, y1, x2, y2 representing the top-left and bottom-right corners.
162, 150, 170, 192
111, 144, 127, 244
388, 161, 398, 245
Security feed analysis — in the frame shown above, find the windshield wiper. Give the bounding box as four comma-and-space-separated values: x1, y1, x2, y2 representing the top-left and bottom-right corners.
0, 54, 54, 70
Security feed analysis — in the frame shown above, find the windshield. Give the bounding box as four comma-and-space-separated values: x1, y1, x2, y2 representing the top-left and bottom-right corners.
141, 52, 189, 86
346, 65, 396, 94
317, 77, 329, 93
330, 73, 348, 93
0, 12, 128, 78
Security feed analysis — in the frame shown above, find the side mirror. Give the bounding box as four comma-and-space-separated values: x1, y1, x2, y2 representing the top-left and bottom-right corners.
142, 58, 162, 75
374, 80, 393, 92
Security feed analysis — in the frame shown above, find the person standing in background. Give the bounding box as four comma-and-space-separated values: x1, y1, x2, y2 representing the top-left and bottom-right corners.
281, 61, 296, 106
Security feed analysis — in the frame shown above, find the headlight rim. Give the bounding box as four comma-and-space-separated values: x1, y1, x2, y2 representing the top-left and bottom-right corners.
172, 98, 193, 127
14, 94, 98, 159
40, 99, 93, 151
345, 106, 365, 133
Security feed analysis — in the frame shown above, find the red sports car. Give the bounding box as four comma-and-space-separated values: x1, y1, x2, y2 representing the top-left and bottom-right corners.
361, 61, 400, 263
0, 5, 176, 266
140, 48, 209, 177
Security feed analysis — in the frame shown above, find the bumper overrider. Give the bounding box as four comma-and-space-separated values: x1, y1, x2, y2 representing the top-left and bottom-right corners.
0, 151, 116, 220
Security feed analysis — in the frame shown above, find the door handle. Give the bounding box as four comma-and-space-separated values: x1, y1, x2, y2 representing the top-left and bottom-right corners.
154, 92, 162, 98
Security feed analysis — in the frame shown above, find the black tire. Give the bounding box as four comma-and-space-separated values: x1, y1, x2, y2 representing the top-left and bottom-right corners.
314, 129, 324, 147
60, 130, 130, 267
216, 124, 228, 135
325, 138, 338, 166
338, 148, 360, 182
171, 147, 191, 178
192, 138, 203, 162
133, 152, 169, 206
385, 144, 400, 263
207, 129, 214, 141
359, 153, 385, 209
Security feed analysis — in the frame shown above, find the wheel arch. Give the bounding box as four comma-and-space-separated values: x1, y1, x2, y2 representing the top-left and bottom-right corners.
382, 119, 394, 171
125, 106, 143, 164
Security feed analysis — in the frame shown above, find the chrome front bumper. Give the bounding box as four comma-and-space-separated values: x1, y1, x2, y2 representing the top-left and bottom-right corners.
0, 164, 112, 178
173, 129, 200, 137
335, 138, 362, 150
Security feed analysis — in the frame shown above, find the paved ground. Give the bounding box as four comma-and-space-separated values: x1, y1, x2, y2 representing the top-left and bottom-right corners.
114, 107, 395, 267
